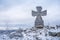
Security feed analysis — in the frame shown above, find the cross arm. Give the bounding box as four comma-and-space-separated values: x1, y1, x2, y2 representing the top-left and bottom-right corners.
32, 10, 38, 16
41, 10, 47, 16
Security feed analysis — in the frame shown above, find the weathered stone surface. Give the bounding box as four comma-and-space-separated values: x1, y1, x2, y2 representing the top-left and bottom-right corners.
57, 32, 60, 37
49, 32, 57, 37
32, 6, 47, 28
49, 32, 60, 37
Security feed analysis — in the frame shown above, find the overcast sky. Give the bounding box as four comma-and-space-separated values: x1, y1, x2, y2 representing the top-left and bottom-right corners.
0, 0, 60, 28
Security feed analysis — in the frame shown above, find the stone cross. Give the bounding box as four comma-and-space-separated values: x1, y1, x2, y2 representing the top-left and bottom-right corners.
32, 6, 47, 28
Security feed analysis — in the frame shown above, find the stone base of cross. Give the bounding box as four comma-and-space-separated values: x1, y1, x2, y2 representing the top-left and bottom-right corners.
35, 25, 44, 29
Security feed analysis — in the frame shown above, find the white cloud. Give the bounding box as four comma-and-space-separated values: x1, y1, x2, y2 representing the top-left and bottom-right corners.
0, 5, 35, 25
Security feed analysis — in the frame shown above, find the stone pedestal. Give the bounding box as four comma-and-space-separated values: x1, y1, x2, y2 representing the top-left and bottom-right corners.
35, 25, 44, 29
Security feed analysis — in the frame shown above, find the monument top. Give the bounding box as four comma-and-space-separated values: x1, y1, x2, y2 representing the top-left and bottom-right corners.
32, 6, 47, 16
36, 6, 42, 12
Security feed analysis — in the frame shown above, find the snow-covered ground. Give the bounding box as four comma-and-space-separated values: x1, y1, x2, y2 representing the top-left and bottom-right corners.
0, 27, 60, 40
0, 34, 60, 40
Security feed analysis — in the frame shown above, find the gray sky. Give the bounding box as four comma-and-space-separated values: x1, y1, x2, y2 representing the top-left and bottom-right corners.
0, 0, 60, 28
